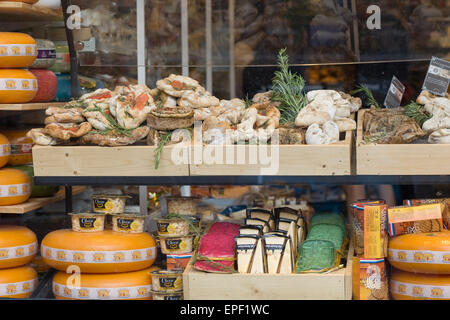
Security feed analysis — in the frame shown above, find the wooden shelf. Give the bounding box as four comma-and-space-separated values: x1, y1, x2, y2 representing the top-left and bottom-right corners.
0, 186, 86, 214
0, 102, 65, 111
0, 2, 62, 22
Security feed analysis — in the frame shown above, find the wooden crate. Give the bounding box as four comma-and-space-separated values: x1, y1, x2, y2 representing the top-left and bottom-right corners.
183, 241, 353, 300
189, 123, 354, 176
32, 145, 190, 177
356, 109, 450, 175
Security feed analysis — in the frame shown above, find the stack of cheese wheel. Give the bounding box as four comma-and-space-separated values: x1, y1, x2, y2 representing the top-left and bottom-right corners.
42, 224, 158, 300
29, 39, 57, 102
388, 231, 450, 300
0, 32, 38, 104
0, 226, 38, 299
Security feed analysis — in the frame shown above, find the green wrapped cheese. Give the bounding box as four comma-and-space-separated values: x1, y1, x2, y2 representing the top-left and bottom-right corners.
296, 240, 336, 272
307, 224, 345, 251
310, 212, 346, 233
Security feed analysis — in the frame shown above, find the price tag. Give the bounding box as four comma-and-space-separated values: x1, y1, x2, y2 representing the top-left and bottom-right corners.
384, 76, 405, 108
422, 56, 450, 96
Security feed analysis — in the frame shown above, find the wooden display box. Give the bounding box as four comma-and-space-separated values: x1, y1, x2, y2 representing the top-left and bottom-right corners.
356, 109, 450, 175
189, 123, 354, 177
182, 241, 353, 300
32, 145, 190, 177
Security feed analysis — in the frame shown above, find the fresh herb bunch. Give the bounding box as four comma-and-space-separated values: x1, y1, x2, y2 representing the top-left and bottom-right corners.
244, 94, 252, 109
404, 101, 432, 127
272, 48, 308, 124
352, 84, 381, 108
154, 132, 172, 170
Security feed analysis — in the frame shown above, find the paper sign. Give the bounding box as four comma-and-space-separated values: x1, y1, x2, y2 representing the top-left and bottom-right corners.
384, 76, 405, 108
422, 56, 450, 96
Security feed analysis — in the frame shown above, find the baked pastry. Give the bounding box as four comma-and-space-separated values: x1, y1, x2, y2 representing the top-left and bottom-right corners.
45, 122, 92, 141
79, 126, 150, 147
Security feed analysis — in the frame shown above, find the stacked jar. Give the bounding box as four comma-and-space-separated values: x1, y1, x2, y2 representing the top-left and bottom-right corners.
41, 194, 158, 300
156, 197, 203, 271
0, 225, 39, 298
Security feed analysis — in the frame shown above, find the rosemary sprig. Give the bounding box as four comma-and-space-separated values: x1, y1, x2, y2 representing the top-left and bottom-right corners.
84, 105, 136, 137
154, 132, 172, 169
404, 101, 432, 127
244, 94, 252, 109
272, 48, 308, 124
352, 84, 381, 108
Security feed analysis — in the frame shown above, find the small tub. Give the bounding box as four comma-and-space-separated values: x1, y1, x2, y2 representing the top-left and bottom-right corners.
111, 213, 147, 233
92, 194, 130, 214
150, 269, 183, 293
159, 234, 194, 255
69, 213, 105, 233
150, 290, 183, 300
156, 218, 190, 237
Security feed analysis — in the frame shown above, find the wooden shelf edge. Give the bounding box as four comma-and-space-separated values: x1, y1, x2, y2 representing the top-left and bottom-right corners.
0, 102, 66, 111
0, 186, 86, 215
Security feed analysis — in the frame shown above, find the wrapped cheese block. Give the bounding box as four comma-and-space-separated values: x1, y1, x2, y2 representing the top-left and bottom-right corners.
0, 69, 37, 103
0, 32, 36, 68
29, 39, 56, 69
30, 69, 57, 102
194, 222, 239, 273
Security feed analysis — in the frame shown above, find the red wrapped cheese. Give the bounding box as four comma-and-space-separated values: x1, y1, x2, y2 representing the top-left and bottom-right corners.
194, 222, 240, 273
30, 69, 57, 102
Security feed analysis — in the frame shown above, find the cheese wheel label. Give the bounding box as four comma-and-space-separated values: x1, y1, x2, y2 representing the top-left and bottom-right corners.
10, 143, 32, 155
0, 78, 37, 91
42, 245, 156, 264
36, 49, 56, 59
0, 241, 37, 259
389, 248, 450, 264
0, 183, 31, 197
157, 222, 170, 234
0, 278, 38, 296
0, 44, 37, 57
165, 239, 183, 251
0, 144, 10, 156
79, 217, 98, 230
391, 280, 450, 299
53, 283, 152, 300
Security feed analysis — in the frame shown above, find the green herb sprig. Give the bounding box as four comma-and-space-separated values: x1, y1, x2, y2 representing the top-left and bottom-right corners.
272, 48, 308, 124
154, 132, 172, 169
352, 84, 381, 108
84, 105, 136, 137
404, 101, 432, 127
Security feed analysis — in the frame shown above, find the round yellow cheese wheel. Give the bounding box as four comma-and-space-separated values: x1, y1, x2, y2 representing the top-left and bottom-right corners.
0, 168, 31, 206
0, 69, 37, 103
0, 266, 38, 299
53, 266, 159, 300
0, 133, 10, 168
41, 229, 157, 273
0, 225, 37, 269
0, 32, 37, 68
388, 231, 450, 274
391, 269, 450, 300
